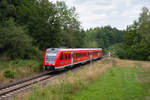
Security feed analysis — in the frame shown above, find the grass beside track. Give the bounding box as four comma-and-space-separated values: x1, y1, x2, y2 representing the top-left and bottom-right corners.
0, 60, 42, 83
72, 67, 149, 100
15, 58, 150, 100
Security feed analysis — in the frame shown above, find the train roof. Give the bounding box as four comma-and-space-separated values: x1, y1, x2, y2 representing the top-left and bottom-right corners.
46, 48, 102, 51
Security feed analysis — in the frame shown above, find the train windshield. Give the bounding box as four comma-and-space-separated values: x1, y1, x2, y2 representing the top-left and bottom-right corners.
45, 49, 58, 63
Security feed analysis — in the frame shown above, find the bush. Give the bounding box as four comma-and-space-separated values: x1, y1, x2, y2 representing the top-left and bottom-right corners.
3, 69, 15, 79
116, 46, 127, 59
148, 56, 150, 61
33, 63, 44, 72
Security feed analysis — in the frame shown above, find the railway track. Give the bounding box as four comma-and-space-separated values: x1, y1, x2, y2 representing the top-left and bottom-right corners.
0, 57, 103, 100
0, 71, 54, 100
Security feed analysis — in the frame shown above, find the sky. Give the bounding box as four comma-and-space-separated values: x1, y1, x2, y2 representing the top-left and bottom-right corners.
49, 0, 150, 30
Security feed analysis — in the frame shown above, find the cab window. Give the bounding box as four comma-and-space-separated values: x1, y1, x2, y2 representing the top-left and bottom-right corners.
60, 53, 63, 60
65, 54, 67, 59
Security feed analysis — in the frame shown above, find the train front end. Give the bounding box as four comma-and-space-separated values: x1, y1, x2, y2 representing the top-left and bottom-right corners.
43, 48, 58, 71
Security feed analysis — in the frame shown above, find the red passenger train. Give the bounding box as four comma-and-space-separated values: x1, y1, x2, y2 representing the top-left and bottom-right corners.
43, 48, 103, 71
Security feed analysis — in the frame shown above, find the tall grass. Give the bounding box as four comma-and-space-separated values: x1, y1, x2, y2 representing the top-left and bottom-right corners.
0, 60, 42, 83
14, 59, 113, 100
15, 58, 150, 100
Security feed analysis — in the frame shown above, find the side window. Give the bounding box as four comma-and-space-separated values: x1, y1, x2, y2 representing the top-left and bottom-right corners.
60, 53, 63, 60
65, 54, 67, 59
68, 54, 70, 59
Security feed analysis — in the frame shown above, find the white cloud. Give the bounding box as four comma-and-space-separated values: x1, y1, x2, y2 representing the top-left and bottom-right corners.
49, 0, 150, 30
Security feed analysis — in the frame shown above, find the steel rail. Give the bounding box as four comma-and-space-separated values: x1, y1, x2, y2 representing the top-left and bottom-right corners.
0, 71, 52, 90
0, 56, 103, 100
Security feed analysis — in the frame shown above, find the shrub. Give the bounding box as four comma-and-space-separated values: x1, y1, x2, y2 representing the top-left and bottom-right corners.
32, 63, 44, 72
3, 69, 15, 79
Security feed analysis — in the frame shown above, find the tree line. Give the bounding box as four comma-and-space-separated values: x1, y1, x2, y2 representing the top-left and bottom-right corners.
117, 7, 150, 61
0, 0, 124, 60
84, 26, 125, 48
0, 0, 85, 60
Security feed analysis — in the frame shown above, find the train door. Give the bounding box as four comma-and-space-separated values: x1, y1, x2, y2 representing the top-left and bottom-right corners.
90, 52, 92, 61
71, 52, 74, 66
